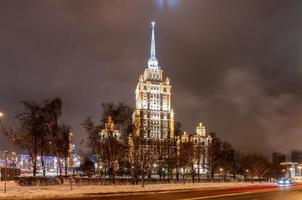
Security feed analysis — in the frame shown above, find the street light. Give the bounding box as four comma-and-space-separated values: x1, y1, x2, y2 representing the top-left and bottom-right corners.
4, 150, 8, 194
0, 112, 4, 129
0, 113, 17, 166
282, 169, 286, 176
219, 168, 224, 181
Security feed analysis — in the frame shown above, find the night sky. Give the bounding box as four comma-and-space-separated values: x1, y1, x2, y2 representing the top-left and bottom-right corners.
1, 0, 302, 156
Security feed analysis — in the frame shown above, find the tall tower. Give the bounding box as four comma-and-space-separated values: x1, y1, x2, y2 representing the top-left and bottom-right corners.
133, 21, 174, 140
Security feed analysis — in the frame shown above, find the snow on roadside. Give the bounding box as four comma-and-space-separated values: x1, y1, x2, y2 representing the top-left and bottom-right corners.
0, 181, 274, 199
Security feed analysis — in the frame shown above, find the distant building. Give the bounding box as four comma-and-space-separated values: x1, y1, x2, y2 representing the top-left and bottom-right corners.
183, 123, 212, 175
12, 135, 81, 176
280, 162, 298, 178
15, 154, 80, 176
291, 150, 302, 164
272, 152, 286, 170
99, 116, 121, 140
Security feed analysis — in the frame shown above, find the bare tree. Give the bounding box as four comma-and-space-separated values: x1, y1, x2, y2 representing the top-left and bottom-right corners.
101, 102, 134, 141
178, 141, 195, 184
129, 135, 160, 187
43, 98, 71, 183
99, 129, 127, 183
1, 125, 38, 176
82, 117, 102, 156
83, 102, 134, 179
240, 153, 273, 182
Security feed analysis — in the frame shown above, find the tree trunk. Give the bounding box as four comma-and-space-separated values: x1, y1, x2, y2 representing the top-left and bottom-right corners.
33, 160, 37, 177
32, 154, 37, 177
41, 151, 46, 177
198, 158, 200, 182
57, 154, 64, 184
192, 163, 195, 183
141, 171, 145, 187
34, 130, 37, 177
64, 151, 68, 176
182, 167, 185, 184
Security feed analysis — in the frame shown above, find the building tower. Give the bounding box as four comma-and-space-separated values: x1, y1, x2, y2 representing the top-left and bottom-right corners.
133, 21, 174, 140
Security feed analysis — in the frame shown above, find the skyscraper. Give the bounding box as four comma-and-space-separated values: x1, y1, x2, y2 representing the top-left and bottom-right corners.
291, 150, 302, 164
133, 21, 174, 140
272, 152, 286, 169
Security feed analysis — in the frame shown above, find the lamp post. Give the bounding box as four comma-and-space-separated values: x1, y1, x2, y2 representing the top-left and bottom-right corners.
282, 169, 286, 177
0, 112, 16, 163
245, 169, 249, 181
0, 112, 4, 130
219, 168, 224, 181
4, 150, 8, 194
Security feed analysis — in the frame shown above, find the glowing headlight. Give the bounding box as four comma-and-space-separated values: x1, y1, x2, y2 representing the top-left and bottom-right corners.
279, 180, 284, 184
285, 180, 290, 184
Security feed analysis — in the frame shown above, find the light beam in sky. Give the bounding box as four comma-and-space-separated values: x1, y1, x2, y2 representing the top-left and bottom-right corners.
155, 0, 179, 10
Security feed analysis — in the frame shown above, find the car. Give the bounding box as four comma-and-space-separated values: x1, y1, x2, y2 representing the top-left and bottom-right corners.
277, 178, 293, 186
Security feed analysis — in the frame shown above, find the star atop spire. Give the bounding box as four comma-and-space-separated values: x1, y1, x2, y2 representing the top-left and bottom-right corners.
148, 21, 159, 69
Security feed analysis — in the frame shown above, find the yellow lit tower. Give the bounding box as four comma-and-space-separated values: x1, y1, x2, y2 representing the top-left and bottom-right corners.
133, 21, 174, 140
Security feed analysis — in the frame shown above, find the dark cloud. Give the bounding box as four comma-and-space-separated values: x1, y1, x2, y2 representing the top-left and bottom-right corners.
0, 0, 302, 157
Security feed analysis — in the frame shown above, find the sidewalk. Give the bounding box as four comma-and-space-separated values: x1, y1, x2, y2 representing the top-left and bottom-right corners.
0, 181, 275, 199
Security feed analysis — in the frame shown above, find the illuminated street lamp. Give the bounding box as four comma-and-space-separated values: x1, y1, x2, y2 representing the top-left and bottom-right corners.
282, 169, 286, 176
0, 113, 17, 164
0, 112, 4, 129
245, 169, 249, 181
219, 168, 224, 181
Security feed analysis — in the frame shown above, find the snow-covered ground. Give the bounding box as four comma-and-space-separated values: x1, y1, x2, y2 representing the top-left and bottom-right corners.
0, 181, 274, 199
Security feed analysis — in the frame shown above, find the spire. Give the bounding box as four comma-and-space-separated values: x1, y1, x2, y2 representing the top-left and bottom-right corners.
148, 21, 159, 69
150, 21, 156, 59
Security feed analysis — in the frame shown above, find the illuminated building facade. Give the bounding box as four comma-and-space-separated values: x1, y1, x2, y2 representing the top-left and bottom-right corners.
99, 117, 121, 140
180, 123, 212, 175
131, 22, 212, 177
133, 21, 174, 140
191, 123, 212, 174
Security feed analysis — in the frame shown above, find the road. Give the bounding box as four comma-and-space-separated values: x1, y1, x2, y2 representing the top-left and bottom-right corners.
48, 184, 302, 200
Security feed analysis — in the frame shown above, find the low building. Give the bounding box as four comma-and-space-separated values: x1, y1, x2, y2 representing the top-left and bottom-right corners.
191, 123, 212, 175
179, 123, 212, 176
99, 116, 121, 140
280, 162, 297, 178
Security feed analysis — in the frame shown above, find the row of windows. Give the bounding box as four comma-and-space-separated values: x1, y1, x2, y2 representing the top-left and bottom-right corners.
141, 92, 169, 98
143, 122, 169, 129
148, 131, 169, 139
143, 114, 169, 119
141, 99, 169, 110
140, 85, 169, 93
149, 73, 161, 80
141, 99, 169, 104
